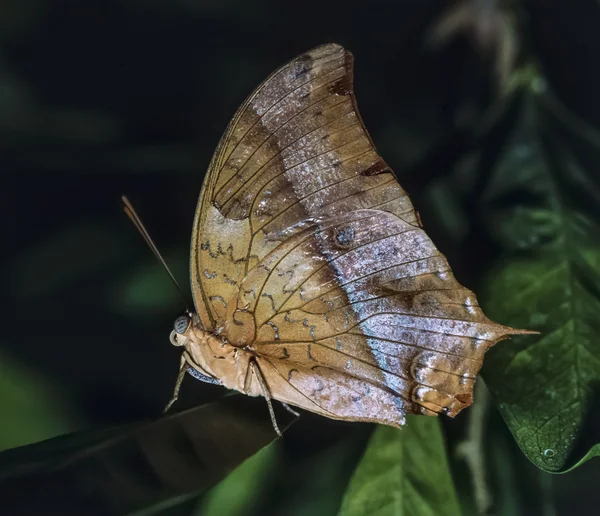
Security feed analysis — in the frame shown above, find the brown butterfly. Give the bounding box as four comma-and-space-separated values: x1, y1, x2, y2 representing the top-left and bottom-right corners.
126, 43, 532, 436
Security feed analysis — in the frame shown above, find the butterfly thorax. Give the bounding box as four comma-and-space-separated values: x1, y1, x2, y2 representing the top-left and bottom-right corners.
177, 316, 260, 396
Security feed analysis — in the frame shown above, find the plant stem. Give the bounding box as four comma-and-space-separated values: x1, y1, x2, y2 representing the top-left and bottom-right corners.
456, 380, 493, 515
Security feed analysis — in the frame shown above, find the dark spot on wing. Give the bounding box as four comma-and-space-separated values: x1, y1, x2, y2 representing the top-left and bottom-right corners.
362, 158, 392, 176
327, 50, 354, 97
312, 378, 325, 395
329, 77, 352, 96
456, 393, 472, 405
334, 226, 355, 248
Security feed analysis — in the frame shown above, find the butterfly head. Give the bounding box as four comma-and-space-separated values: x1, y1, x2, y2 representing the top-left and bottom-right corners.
170, 311, 193, 347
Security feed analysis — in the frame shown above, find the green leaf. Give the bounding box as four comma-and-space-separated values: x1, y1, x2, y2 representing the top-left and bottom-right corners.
339, 418, 462, 516
0, 395, 295, 515
197, 441, 281, 516
559, 444, 600, 473
480, 83, 600, 472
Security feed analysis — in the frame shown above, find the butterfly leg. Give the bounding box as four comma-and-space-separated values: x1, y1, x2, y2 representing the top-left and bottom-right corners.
248, 360, 283, 438
281, 403, 300, 417
163, 355, 188, 413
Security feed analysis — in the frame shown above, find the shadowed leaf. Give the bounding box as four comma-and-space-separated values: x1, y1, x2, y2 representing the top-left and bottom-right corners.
0, 395, 295, 515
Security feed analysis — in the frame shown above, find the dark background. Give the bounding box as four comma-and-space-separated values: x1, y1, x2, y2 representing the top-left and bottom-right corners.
6, 0, 600, 514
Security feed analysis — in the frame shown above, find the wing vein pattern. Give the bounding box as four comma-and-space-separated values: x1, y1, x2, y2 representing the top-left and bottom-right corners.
189, 43, 519, 427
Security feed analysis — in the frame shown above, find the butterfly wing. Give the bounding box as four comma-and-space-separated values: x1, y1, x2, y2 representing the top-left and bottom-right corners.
190, 43, 407, 332
190, 43, 525, 426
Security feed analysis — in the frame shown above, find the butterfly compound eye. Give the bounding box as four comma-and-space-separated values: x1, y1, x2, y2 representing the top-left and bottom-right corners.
173, 313, 191, 334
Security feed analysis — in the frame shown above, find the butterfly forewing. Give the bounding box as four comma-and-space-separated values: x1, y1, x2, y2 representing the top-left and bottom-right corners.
189, 43, 526, 426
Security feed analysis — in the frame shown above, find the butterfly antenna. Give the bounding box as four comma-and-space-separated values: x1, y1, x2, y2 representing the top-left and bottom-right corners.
121, 195, 189, 310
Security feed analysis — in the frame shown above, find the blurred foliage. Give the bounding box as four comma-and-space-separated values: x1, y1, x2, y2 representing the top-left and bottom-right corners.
6, 0, 600, 514
0, 349, 77, 452
480, 84, 600, 472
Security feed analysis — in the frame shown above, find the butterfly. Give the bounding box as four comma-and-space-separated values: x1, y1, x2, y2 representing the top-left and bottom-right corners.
128, 43, 531, 436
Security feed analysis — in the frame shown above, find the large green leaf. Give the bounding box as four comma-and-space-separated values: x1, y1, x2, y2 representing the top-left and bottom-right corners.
0, 395, 295, 514
480, 83, 600, 472
338, 418, 461, 516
